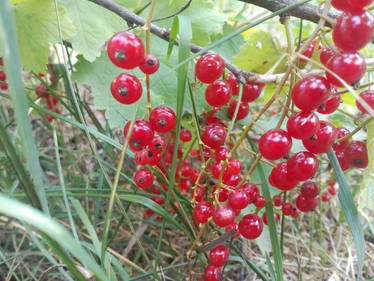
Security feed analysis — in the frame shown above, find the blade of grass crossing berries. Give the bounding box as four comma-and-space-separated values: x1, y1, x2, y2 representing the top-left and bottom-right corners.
166, 17, 179, 61
265, 253, 277, 281
0, 0, 50, 214
327, 149, 366, 279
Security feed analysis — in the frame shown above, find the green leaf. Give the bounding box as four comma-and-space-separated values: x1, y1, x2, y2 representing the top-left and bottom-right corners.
60, 0, 124, 62
234, 29, 284, 74
10, 0, 75, 72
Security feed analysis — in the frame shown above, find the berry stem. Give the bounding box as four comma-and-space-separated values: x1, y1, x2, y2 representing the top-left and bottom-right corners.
337, 117, 374, 143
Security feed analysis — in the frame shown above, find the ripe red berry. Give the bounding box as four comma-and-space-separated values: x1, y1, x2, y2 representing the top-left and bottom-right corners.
179, 128, 192, 142
317, 95, 342, 114
134, 149, 148, 165
286, 111, 320, 140
282, 203, 294, 216
213, 205, 236, 227
326, 52, 366, 87
202, 123, 226, 149
0, 83, 8, 91
333, 11, 374, 52
356, 90, 374, 114
273, 195, 283, 207
300, 181, 319, 198
332, 0, 349, 11
241, 183, 260, 203
295, 194, 319, 212
328, 185, 338, 196
36, 84, 48, 97
195, 53, 225, 84
225, 222, 240, 238
320, 48, 336, 65
269, 162, 299, 191
0, 70, 6, 81
134, 169, 154, 189
241, 82, 263, 102
193, 185, 206, 202
321, 191, 331, 202
287, 151, 319, 181
149, 106, 177, 133
212, 185, 230, 202
227, 100, 249, 121
228, 188, 250, 209
107, 31, 145, 69
254, 196, 266, 208
333, 127, 350, 152
124, 119, 154, 151
215, 146, 229, 162
193, 201, 214, 224
291, 75, 331, 112
344, 141, 368, 168
336, 150, 350, 171
179, 179, 190, 194
205, 80, 232, 107
302, 121, 337, 154
227, 159, 242, 175
139, 54, 160, 74
209, 245, 229, 267
204, 265, 221, 281
239, 214, 263, 239
300, 40, 322, 63
259, 129, 292, 160
347, 0, 374, 11
145, 150, 162, 166
224, 73, 239, 95
149, 135, 166, 153
111, 73, 142, 104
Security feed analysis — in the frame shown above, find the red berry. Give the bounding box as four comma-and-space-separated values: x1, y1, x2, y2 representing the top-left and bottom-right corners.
202, 123, 226, 149
273, 195, 283, 207
139, 54, 160, 74
149, 135, 166, 153
204, 265, 221, 281
321, 191, 331, 202
287, 111, 320, 140
134, 169, 154, 189
224, 174, 242, 187
213, 205, 236, 227
287, 151, 319, 181
0, 70, 6, 81
193, 185, 206, 202
212, 185, 230, 202
300, 40, 322, 63
317, 95, 342, 114
205, 80, 232, 107
36, 84, 48, 97
336, 150, 350, 171
282, 203, 294, 216
326, 52, 366, 87
134, 149, 148, 165
344, 141, 368, 168
195, 53, 225, 84
239, 214, 263, 239
228, 188, 250, 209
333, 127, 350, 152
180, 128, 192, 142
332, 0, 349, 11
227, 100, 249, 121
149, 106, 176, 133
328, 185, 338, 196
356, 90, 374, 114
209, 245, 229, 267
259, 129, 292, 160
320, 48, 336, 65
145, 150, 162, 166
225, 222, 240, 238
215, 146, 229, 162
295, 194, 319, 212
242, 82, 263, 102
124, 119, 154, 151
179, 179, 190, 194
254, 196, 266, 208
107, 31, 144, 69
241, 183, 260, 203
111, 73, 142, 104
302, 121, 337, 154
291, 75, 331, 112
224, 73, 239, 95
227, 159, 242, 175
204, 108, 221, 124
347, 0, 374, 11
269, 162, 299, 191
0, 83, 8, 91
300, 181, 319, 198
193, 201, 214, 224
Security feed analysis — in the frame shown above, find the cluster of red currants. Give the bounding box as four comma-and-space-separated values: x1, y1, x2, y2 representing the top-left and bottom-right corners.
35, 74, 60, 123
0, 58, 8, 91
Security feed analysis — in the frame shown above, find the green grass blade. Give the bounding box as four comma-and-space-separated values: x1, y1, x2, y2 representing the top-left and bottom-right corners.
327, 149, 365, 279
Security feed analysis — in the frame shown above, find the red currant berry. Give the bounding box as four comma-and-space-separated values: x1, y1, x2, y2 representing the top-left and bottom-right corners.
205, 80, 232, 107
241, 183, 260, 203
215, 146, 229, 162
107, 31, 145, 69
212, 205, 236, 227
202, 123, 226, 149
224, 174, 242, 187
145, 150, 162, 166
225, 222, 240, 238
241, 82, 263, 102
149, 106, 176, 133
300, 40, 322, 63
204, 265, 221, 281
326, 51, 366, 87
321, 191, 331, 202
295, 194, 319, 212
332, 0, 349, 10
204, 108, 221, 124
227, 100, 249, 121
211, 162, 230, 180
328, 185, 338, 196
212, 185, 230, 202
259, 129, 292, 160
124, 119, 154, 151
302, 121, 337, 154
209, 245, 229, 267
227, 159, 242, 175
36, 84, 48, 97
254, 196, 266, 208
193, 201, 214, 224
336, 150, 350, 171
320, 48, 336, 65
282, 203, 294, 216
333, 127, 350, 152
356, 90, 374, 114
269, 162, 299, 191
239, 214, 263, 239
134, 169, 154, 189
228, 188, 250, 209
291, 75, 331, 112
0, 70, 6, 81
224, 73, 239, 95
317, 95, 342, 114
287, 151, 319, 181
273, 195, 283, 207
347, 0, 373, 11
134, 149, 148, 165
344, 141, 368, 168
111, 73, 142, 104
193, 185, 206, 202
179, 179, 190, 194
300, 181, 319, 198
195, 53, 225, 84
139, 54, 160, 74
149, 135, 166, 153
287, 111, 320, 140
179, 128, 192, 142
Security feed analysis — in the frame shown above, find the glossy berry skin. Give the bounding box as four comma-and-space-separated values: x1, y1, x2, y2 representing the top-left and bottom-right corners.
259, 129, 292, 160
317, 95, 342, 114
242, 82, 263, 102
193, 201, 214, 224
336, 150, 350, 171
107, 31, 145, 69
204, 265, 221, 281
202, 123, 226, 149
213, 205, 236, 227
254, 196, 266, 208
287, 111, 320, 140
215, 146, 229, 162
332, 0, 349, 11
241, 183, 260, 203
0, 83, 8, 91
269, 162, 299, 191
195, 53, 225, 84
225, 222, 240, 238
228, 188, 250, 209
344, 141, 368, 168
0, 70, 6, 81
333, 127, 350, 152
139, 54, 160, 74
295, 194, 319, 212
111, 73, 142, 104
291, 75, 331, 112
300, 181, 319, 198
273, 195, 283, 207
282, 203, 294, 216
134, 169, 154, 189
149, 106, 176, 133
193, 185, 206, 202
227, 159, 242, 175
180, 128, 192, 142
239, 214, 263, 240
205, 80, 232, 107
225, 73, 239, 95
124, 119, 154, 151
212, 186, 229, 202
347, 0, 373, 10
287, 151, 319, 181
333, 11, 374, 52
300, 40, 322, 63
149, 135, 166, 153
356, 90, 374, 114
302, 121, 337, 154
321, 191, 331, 202
134, 149, 148, 165
227, 100, 249, 121
326, 52, 366, 87
320, 48, 336, 65
209, 245, 229, 267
